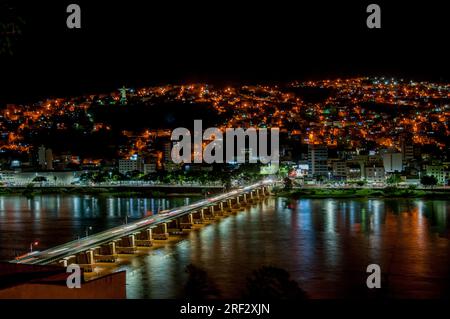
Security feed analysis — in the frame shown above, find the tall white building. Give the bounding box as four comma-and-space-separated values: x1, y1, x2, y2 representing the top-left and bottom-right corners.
38, 145, 46, 168
38, 145, 53, 170
307, 144, 328, 178
45, 148, 53, 170
401, 137, 414, 166
382, 152, 403, 173
163, 142, 172, 163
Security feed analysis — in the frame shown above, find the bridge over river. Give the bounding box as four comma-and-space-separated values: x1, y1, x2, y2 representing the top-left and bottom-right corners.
12, 180, 274, 271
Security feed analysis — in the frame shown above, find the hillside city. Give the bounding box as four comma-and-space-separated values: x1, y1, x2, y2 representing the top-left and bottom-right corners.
0, 77, 449, 187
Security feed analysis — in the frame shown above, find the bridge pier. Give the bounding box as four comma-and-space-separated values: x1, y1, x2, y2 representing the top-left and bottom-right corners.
94, 242, 118, 262
179, 213, 194, 229
18, 183, 276, 267
203, 206, 216, 220
116, 235, 137, 254
262, 186, 267, 196
213, 203, 226, 216
252, 186, 270, 201
152, 223, 169, 240
76, 249, 95, 272
219, 201, 231, 215
192, 210, 205, 224
135, 228, 153, 247
231, 196, 241, 211
167, 219, 182, 234
57, 255, 77, 268
215, 202, 225, 216
249, 191, 256, 203
260, 186, 270, 197
242, 193, 251, 206
226, 199, 233, 212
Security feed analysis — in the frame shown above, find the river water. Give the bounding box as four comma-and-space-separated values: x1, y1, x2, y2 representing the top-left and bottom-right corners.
0, 195, 195, 260
0, 195, 449, 298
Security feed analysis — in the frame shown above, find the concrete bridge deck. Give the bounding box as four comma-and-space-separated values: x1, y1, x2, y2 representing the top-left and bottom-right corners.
12, 180, 274, 267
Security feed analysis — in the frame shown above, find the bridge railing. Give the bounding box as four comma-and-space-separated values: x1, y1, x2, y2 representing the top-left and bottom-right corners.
12, 180, 275, 265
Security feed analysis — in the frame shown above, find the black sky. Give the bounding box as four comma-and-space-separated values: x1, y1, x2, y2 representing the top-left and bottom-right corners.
1, 0, 449, 104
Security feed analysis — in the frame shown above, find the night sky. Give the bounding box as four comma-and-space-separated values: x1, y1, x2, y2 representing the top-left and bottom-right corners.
1, 0, 449, 104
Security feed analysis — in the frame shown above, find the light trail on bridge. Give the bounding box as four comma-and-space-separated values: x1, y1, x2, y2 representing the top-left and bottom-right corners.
11, 180, 274, 266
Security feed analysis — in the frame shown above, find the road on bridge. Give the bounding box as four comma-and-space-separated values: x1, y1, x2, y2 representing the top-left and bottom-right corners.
12, 180, 273, 265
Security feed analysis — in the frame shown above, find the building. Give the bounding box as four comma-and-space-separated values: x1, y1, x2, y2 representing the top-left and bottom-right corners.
293, 162, 309, 178
9, 160, 21, 169
164, 162, 182, 172
382, 152, 403, 173
38, 145, 46, 169
307, 144, 328, 178
118, 155, 144, 174
346, 164, 362, 181
53, 153, 80, 170
425, 164, 446, 184
143, 163, 157, 175
0, 262, 125, 299
0, 171, 84, 186
163, 141, 172, 163
401, 142, 414, 165
37, 145, 53, 170
365, 165, 385, 184
45, 149, 53, 170
331, 160, 347, 180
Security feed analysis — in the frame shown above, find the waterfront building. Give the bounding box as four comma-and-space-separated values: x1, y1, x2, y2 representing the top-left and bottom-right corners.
307, 144, 328, 178
382, 152, 403, 173
118, 155, 144, 174
425, 164, 446, 184
365, 165, 385, 184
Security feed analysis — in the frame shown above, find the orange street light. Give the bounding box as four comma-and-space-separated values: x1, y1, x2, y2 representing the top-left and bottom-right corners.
30, 241, 39, 253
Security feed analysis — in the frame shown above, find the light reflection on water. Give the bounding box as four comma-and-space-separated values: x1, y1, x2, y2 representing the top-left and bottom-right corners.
123, 197, 449, 299
0, 195, 195, 260
0, 195, 449, 298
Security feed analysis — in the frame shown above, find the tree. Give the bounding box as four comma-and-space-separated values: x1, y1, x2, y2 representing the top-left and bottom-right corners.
283, 177, 293, 191
386, 174, 401, 186
316, 175, 325, 184
32, 176, 47, 183
126, 170, 142, 181
224, 179, 232, 190
184, 264, 221, 299
244, 266, 307, 299
356, 180, 367, 187
105, 169, 124, 182
233, 163, 262, 183
23, 183, 34, 197
421, 175, 438, 188
277, 164, 290, 178
93, 172, 108, 183
32, 176, 47, 187
79, 172, 93, 183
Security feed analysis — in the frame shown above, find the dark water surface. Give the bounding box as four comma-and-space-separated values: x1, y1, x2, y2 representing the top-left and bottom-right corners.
1, 195, 449, 298
0, 195, 195, 260
122, 197, 450, 298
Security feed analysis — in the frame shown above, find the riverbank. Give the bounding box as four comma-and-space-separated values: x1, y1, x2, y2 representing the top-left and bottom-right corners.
0, 186, 207, 198
2, 185, 449, 200
275, 187, 450, 199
